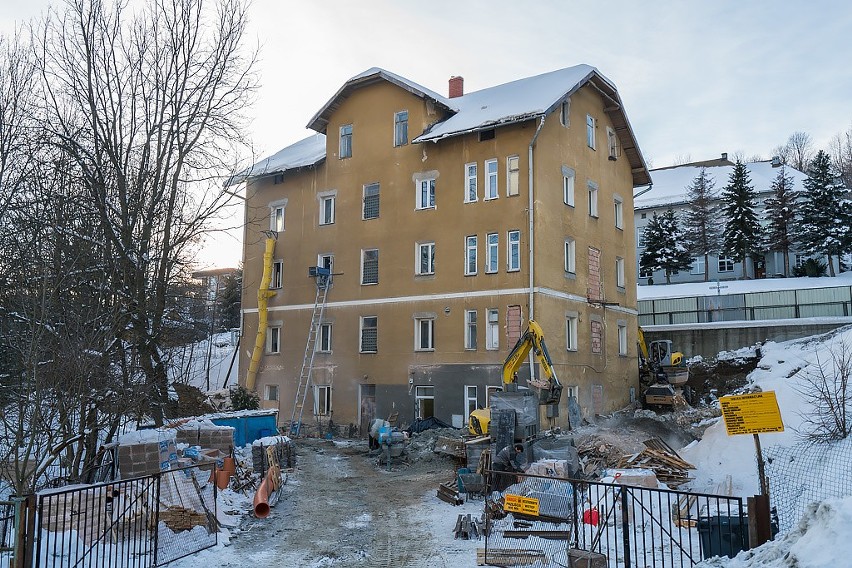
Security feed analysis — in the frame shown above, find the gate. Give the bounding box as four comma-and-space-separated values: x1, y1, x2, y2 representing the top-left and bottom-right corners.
483, 473, 746, 568
34, 466, 218, 567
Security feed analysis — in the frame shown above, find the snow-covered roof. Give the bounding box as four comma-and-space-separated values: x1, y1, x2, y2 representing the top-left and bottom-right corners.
307, 67, 456, 133
413, 64, 650, 186
414, 65, 599, 142
635, 161, 808, 210
226, 134, 326, 186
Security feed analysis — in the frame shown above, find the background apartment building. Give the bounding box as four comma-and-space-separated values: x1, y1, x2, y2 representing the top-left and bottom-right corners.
635, 157, 811, 285
233, 65, 650, 435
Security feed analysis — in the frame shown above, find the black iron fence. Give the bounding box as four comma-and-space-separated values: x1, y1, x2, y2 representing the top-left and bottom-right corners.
34, 466, 218, 567
483, 473, 746, 568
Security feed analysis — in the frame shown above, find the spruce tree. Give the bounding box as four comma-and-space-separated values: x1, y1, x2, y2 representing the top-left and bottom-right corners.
683, 167, 721, 282
640, 209, 693, 284
721, 161, 762, 278
796, 150, 849, 276
763, 166, 797, 277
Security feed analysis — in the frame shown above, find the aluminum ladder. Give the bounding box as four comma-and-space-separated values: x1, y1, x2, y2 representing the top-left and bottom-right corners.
289, 268, 331, 436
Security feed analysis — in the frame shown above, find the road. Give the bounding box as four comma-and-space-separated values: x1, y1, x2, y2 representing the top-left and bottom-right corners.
172, 437, 482, 567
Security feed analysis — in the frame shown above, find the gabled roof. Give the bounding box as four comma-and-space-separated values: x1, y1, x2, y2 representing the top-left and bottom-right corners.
307, 67, 457, 133
635, 161, 808, 210
413, 64, 651, 187
226, 134, 326, 186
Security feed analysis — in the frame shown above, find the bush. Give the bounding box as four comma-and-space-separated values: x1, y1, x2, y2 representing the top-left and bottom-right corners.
792, 258, 827, 278
230, 385, 259, 410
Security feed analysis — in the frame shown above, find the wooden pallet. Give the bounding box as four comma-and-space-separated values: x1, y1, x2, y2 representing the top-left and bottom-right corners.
477, 548, 546, 567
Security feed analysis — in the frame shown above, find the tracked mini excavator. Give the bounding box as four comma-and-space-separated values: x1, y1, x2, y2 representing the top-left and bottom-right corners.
638, 327, 690, 408
468, 320, 563, 436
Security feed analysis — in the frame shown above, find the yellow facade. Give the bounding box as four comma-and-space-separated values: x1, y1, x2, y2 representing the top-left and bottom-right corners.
238, 67, 647, 435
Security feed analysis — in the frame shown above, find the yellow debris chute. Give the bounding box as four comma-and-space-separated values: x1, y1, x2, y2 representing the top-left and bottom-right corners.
246, 234, 277, 391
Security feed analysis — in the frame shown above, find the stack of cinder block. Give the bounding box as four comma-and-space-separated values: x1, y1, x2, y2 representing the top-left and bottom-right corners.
117, 431, 178, 479
173, 420, 235, 455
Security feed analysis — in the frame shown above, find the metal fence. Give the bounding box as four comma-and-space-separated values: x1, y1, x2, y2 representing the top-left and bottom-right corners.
639, 286, 852, 326
483, 473, 746, 568
34, 466, 218, 567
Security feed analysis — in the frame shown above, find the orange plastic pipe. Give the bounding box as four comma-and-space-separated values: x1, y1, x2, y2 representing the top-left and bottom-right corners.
252, 464, 280, 518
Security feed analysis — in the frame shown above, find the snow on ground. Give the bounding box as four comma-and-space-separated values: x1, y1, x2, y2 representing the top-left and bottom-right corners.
166, 331, 239, 392
681, 325, 852, 566
637, 272, 852, 301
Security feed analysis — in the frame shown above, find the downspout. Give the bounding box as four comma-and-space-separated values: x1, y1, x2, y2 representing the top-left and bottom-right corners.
527, 116, 546, 383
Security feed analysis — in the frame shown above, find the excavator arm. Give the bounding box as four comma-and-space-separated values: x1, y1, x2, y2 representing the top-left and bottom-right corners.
502, 320, 563, 406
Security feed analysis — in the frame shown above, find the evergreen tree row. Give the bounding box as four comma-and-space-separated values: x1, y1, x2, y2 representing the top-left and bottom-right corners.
640, 151, 850, 282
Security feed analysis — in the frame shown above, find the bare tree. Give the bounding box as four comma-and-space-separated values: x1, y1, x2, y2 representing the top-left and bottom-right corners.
778, 131, 815, 172
37, 0, 257, 424
829, 124, 852, 190
795, 340, 852, 442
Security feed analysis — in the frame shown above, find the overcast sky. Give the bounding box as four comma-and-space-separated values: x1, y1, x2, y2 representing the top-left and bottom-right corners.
4, 0, 852, 267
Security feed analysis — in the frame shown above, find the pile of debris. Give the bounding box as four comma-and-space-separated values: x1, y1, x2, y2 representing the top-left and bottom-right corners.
576, 439, 623, 476
616, 438, 695, 488
452, 513, 484, 540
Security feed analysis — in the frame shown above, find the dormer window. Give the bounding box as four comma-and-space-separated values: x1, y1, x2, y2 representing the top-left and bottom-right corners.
479, 129, 495, 142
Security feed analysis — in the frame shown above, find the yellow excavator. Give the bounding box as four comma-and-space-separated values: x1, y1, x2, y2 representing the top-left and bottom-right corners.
468, 320, 563, 435
638, 327, 690, 407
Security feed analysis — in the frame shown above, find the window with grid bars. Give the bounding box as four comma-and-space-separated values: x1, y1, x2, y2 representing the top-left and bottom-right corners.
394, 110, 408, 147
360, 316, 377, 353
465, 310, 477, 350
362, 249, 378, 284
340, 124, 352, 158
363, 183, 379, 219
508, 230, 520, 271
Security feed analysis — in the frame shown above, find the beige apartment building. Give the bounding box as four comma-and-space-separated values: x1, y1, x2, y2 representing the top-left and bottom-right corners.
233, 65, 651, 435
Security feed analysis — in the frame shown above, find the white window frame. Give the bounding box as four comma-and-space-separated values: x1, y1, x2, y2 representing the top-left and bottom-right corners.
465, 163, 478, 203
566, 315, 578, 351
560, 98, 571, 127
486, 233, 498, 273
264, 384, 279, 401
269, 202, 286, 232
266, 326, 280, 354
616, 257, 625, 289
691, 257, 706, 275
465, 310, 477, 350
416, 178, 435, 210
313, 385, 332, 416
586, 114, 596, 149
507, 156, 520, 196
507, 230, 521, 272
363, 183, 380, 220
415, 317, 435, 351
319, 323, 332, 352
317, 253, 334, 272
393, 110, 408, 147
637, 227, 647, 248
339, 124, 352, 158
607, 126, 618, 159
465, 385, 478, 422
564, 238, 576, 274
319, 195, 335, 225
618, 322, 628, 355
361, 249, 379, 285
719, 256, 735, 273
486, 308, 499, 350
417, 242, 435, 275
360, 316, 377, 353
271, 259, 283, 289
415, 386, 434, 420
563, 168, 575, 207
485, 159, 498, 199
614, 196, 624, 229
465, 235, 477, 275
588, 181, 599, 218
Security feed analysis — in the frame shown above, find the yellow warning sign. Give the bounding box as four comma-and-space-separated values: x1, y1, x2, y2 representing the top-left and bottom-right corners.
720, 391, 784, 435
503, 493, 540, 516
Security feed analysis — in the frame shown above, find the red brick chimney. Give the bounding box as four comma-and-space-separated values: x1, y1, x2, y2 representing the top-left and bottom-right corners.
449, 76, 464, 98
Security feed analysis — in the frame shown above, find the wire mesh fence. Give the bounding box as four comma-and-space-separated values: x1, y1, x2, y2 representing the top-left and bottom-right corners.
764, 437, 852, 533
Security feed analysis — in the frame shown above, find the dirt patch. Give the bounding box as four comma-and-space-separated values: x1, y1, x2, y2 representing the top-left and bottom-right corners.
687, 356, 758, 404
